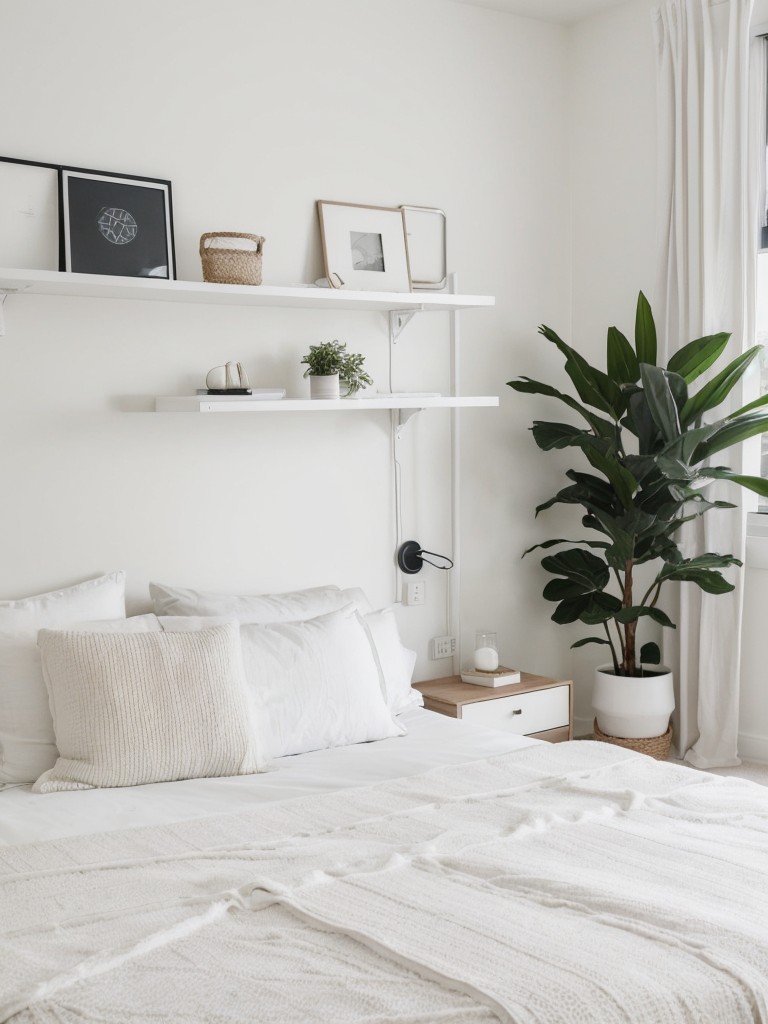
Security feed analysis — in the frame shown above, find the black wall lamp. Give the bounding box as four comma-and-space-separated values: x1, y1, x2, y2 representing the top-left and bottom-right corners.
397, 540, 454, 575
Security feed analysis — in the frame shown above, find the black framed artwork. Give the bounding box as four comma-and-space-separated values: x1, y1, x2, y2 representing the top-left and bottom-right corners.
60, 168, 175, 279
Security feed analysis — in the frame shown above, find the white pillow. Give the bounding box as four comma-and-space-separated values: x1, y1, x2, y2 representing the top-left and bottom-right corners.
363, 608, 421, 714
149, 582, 372, 623
238, 605, 404, 759
0, 572, 127, 785
34, 623, 264, 792
157, 610, 422, 714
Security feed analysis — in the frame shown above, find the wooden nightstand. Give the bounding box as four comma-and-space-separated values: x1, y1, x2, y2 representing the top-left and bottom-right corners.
413, 673, 573, 743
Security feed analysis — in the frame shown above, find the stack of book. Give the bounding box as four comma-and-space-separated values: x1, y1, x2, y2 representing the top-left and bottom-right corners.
460, 666, 521, 688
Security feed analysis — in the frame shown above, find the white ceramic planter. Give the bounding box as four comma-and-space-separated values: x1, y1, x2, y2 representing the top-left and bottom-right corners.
309, 373, 340, 399
592, 664, 674, 739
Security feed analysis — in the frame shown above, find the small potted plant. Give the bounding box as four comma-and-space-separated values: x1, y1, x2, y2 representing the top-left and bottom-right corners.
301, 340, 373, 399
509, 292, 768, 755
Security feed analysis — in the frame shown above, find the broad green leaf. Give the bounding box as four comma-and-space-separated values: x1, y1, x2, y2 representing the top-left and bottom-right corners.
535, 475, 621, 518
607, 327, 640, 384
665, 568, 735, 594
727, 389, 768, 419
667, 332, 730, 383
579, 592, 623, 624
622, 390, 662, 455
552, 593, 621, 626
563, 470, 624, 515
639, 364, 682, 443
635, 291, 657, 366
623, 454, 661, 485
698, 469, 768, 498
522, 538, 610, 556
691, 410, 768, 462
572, 637, 612, 649
654, 554, 741, 595
657, 421, 722, 465
551, 595, 590, 624
583, 447, 638, 510
531, 421, 586, 451
538, 325, 624, 417
654, 453, 696, 482
543, 578, 592, 601
541, 548, 610, 590
640, 642, 661, 664
509, 378, 617, 438
680, 346, 762, 427
615, 606, 675, 627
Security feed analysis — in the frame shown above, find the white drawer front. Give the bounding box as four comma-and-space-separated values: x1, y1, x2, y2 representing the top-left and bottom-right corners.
461, 686, 569, 736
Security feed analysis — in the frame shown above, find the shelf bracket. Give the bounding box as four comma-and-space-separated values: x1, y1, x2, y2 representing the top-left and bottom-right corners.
395, 406, 425, 439
389, 309, 418, 344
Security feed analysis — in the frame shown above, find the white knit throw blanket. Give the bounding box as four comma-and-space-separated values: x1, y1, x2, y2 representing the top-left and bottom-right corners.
2, 741, 768, 1023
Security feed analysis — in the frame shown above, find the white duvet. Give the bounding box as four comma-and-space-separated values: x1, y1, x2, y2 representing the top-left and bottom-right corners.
2, 738, 768, 1023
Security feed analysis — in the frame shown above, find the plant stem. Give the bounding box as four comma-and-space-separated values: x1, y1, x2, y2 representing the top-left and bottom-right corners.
613, 618, 626, 662
622, 558, 636, 675
603, 621, 620, 674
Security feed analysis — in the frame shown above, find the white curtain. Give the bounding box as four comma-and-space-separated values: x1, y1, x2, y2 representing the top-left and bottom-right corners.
653, 0, 764, 767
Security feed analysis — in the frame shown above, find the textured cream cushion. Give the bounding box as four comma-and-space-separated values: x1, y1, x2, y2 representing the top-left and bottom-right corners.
149, 582, 372, 623
34, 622, 264, 792
238, 605, 404, 759
0, 572, 128, 785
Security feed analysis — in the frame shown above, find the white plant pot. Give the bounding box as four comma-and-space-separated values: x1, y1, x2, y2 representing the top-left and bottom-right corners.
592, 664, 674, 739
309, 373, 340, 400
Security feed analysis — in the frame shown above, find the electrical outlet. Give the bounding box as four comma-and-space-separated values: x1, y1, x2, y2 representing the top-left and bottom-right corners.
405, 580, 425, 606
431, 635, 456, 660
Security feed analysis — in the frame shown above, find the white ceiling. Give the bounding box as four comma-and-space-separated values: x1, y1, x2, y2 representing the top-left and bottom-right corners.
453, 0, 631, 25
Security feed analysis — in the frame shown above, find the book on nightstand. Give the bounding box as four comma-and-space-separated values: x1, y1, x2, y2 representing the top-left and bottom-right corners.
460, 666, 521, 687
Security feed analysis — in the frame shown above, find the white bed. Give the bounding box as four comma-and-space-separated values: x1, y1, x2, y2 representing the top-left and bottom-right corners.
2, 577, 768, 1022
2, 708, 768, 1023
0, 708, 537, 845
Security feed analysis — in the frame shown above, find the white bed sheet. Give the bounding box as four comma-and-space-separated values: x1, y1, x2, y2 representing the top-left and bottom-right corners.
0, 708, 539, 846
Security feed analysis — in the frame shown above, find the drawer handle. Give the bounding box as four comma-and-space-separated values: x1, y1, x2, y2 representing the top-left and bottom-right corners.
511, 708, 523, 716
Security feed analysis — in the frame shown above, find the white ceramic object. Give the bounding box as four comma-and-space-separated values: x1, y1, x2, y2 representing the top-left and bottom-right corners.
206, 365, 228, 390
309, 373, 340, 399
206, 362, 250, 391
592, 665, 674, 739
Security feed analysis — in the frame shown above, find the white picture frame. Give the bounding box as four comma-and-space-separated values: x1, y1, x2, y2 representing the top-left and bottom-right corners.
317, 200, 411, 292
401, 206, 447, 290
0, 157, 60, 271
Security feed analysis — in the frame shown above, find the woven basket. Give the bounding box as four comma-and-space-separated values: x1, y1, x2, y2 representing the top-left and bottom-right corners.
200, 232, 265, 285
593, 718, 672, 761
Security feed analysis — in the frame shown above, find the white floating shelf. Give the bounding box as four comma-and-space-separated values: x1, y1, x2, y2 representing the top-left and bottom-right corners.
155, 395, 499, 413
0, 268, 495, 313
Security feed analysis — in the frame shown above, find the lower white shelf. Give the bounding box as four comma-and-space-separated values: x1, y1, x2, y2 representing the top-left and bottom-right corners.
155, 395, 499, 413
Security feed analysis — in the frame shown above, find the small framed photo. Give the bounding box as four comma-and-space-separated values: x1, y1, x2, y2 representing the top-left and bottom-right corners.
0, 156, 60, 270
60, 168, 175, 279
317, 200, 411, 292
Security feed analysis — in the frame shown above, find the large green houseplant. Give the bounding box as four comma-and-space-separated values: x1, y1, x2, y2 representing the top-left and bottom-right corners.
509, 293, 768, 707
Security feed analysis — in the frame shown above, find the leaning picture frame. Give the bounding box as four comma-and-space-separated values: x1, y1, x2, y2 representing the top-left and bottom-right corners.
316, 200, 411, 292
60, 167, 175, 279
0, 156, 60, 270
401, 206, 447, 290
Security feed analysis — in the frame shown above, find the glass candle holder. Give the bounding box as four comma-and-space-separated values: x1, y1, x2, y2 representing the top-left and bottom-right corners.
474, 632, 499, 672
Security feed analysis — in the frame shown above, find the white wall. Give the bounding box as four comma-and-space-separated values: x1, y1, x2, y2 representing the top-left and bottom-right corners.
0, 0, 571, 680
